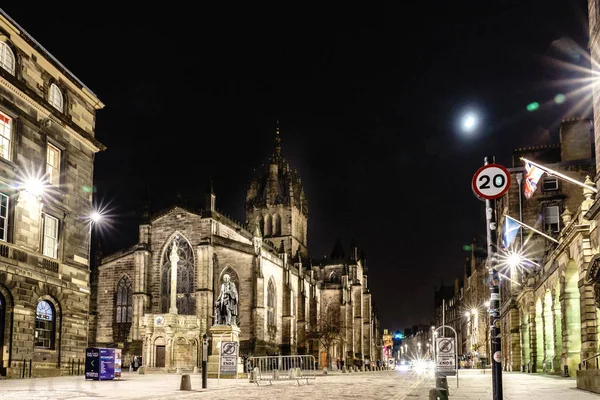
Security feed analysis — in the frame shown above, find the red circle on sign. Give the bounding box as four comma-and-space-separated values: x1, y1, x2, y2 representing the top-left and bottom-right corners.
471, 163, 511, 200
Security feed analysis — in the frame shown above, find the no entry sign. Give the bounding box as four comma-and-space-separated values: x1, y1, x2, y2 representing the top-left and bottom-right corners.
472, 163, 510, 200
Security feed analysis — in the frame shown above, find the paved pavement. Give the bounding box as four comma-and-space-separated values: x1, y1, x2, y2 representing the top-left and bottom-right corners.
0, 368, 598, 399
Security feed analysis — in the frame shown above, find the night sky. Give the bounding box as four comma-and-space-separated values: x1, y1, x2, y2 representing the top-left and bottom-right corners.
2, 1, 592, 331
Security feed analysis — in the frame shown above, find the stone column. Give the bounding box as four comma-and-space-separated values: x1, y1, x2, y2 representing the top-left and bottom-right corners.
169, 241, 179, 314
528, 302, 538, 372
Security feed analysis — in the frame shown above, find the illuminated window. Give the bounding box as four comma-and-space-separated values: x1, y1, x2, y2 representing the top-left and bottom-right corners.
42, 214, 59, 258
0, 42, 15, 75
267, 280, 276, 327
543, 205, 560, 233
0, 193, 8, 241
0, 112, 11, 161
48, 84, 63, 112
46, 144, 61, 186
35, 300, 55, 349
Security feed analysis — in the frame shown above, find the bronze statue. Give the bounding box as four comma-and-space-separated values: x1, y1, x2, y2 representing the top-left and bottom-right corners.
214, 274, 238, 326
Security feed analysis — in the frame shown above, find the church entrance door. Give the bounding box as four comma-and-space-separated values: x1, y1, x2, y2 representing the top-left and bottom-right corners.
156, 346, 166, 368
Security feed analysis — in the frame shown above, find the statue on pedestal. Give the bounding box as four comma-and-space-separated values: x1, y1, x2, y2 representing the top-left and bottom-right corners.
214, 274, 238, 326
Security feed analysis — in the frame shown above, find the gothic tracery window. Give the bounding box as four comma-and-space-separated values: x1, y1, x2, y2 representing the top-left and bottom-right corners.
116, 275, 132, 323
267, 279, 276, 328
161, 236, 195, 314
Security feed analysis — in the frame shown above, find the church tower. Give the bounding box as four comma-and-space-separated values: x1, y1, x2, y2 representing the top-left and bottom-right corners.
246, 123, 308, 257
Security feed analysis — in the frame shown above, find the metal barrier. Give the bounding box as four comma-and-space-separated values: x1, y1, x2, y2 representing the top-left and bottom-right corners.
579, 353, 600, 370
247, 355, 317, 386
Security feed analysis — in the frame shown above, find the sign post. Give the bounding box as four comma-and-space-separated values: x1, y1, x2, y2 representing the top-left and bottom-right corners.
472, 157, 508, 400
435, 337, 456, 375
434, 325, 458, 389
202, 334, 208, 389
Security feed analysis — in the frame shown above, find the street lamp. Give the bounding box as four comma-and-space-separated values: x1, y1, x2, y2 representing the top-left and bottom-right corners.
90, 211, 103, 223
23, 177, 45, 197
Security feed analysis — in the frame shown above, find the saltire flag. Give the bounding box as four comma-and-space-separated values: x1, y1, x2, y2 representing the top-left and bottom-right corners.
524, 161, 545, 199
502, 217, 521, 248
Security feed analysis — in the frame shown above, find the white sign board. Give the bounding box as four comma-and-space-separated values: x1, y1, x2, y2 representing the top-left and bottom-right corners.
436, 337, 456, 376
220, 341, 238, 375
471, 163, 511, 200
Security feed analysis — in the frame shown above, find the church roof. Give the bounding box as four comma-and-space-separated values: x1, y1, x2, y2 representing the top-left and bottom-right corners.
246, 125, 308, 215
330, 238, 345, 260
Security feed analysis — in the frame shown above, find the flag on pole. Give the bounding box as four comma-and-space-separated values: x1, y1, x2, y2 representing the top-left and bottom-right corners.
502, 217, 521, 248
524, 161, 545, 199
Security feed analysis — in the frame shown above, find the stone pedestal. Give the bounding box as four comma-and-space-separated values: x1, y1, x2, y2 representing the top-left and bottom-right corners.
207, 325, 244, 378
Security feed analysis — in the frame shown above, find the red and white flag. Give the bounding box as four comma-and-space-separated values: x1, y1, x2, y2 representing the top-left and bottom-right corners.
524, 161, 545, 199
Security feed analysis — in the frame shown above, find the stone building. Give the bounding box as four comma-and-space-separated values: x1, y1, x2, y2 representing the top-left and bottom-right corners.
496, 118, 595, 375
0, 9, 105, 377
93, 131, 381, 370
462, 242, 490, 367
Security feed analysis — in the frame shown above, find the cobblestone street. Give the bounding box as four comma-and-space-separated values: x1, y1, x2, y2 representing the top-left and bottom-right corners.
0, 369, 599, 400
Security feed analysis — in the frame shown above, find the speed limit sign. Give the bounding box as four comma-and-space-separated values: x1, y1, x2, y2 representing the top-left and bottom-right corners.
472, 163, 511, 200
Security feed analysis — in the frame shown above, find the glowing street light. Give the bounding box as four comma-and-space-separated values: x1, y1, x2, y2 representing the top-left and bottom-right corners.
90, 211, 103, 223
484, 300, 490, 308
465, 311, 471, 318
471, 308, 477, 315
23, 177, 45, 197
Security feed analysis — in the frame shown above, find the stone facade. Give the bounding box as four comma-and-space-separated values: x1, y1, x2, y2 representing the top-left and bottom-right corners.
93, 133, 382, 371
497, 118, 596, 376
434, 118, 598, 376
0, 10, 105, 377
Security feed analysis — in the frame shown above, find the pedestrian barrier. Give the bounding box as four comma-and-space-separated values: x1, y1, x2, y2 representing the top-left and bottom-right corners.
247, 355, 317, 386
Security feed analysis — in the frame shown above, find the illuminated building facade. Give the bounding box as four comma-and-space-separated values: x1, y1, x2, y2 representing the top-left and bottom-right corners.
0, 9, 105, 377
93, 131, 382, 370
496, 119, 594, 375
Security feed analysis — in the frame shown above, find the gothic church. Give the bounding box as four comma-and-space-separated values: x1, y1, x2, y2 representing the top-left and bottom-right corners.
93, 130, 382, 370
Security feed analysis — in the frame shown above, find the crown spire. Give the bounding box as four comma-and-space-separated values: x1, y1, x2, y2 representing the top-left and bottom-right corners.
272, 118, 282, 162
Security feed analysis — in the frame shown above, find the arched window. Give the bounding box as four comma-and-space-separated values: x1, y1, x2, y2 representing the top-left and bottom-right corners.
116, 276, 132, 323
273, 214, 281, 235
329, 272, 338, 282
265, 215, 272, 236
267, 280, 276, 327
161, 236, 195, 314
48, 83, 64, 112
35, 300, 55, 349
0, 42, 15, 75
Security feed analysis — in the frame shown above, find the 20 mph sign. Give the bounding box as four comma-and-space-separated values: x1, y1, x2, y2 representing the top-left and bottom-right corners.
472, 164, 511, 200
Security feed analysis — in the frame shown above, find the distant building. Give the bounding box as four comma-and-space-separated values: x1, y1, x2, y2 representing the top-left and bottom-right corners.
0, 9, 105, 377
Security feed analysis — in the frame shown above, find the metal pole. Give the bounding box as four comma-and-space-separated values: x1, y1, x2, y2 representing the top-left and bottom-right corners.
516, 173, 524, 245
484, 156, 503, 400
442, 299, 445, 337
202, 334, 208, 389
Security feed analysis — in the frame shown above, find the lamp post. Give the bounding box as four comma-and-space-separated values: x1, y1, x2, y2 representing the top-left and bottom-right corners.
483, 156, 503, 399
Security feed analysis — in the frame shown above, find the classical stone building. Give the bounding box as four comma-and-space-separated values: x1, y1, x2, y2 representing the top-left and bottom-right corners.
0, 9, 105, 377
496, 118, 595, 376
93, 131, 381, 370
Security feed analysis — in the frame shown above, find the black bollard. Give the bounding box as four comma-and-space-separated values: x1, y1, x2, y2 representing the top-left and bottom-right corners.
429, 387, 449, 400
180, 374, 192, 391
